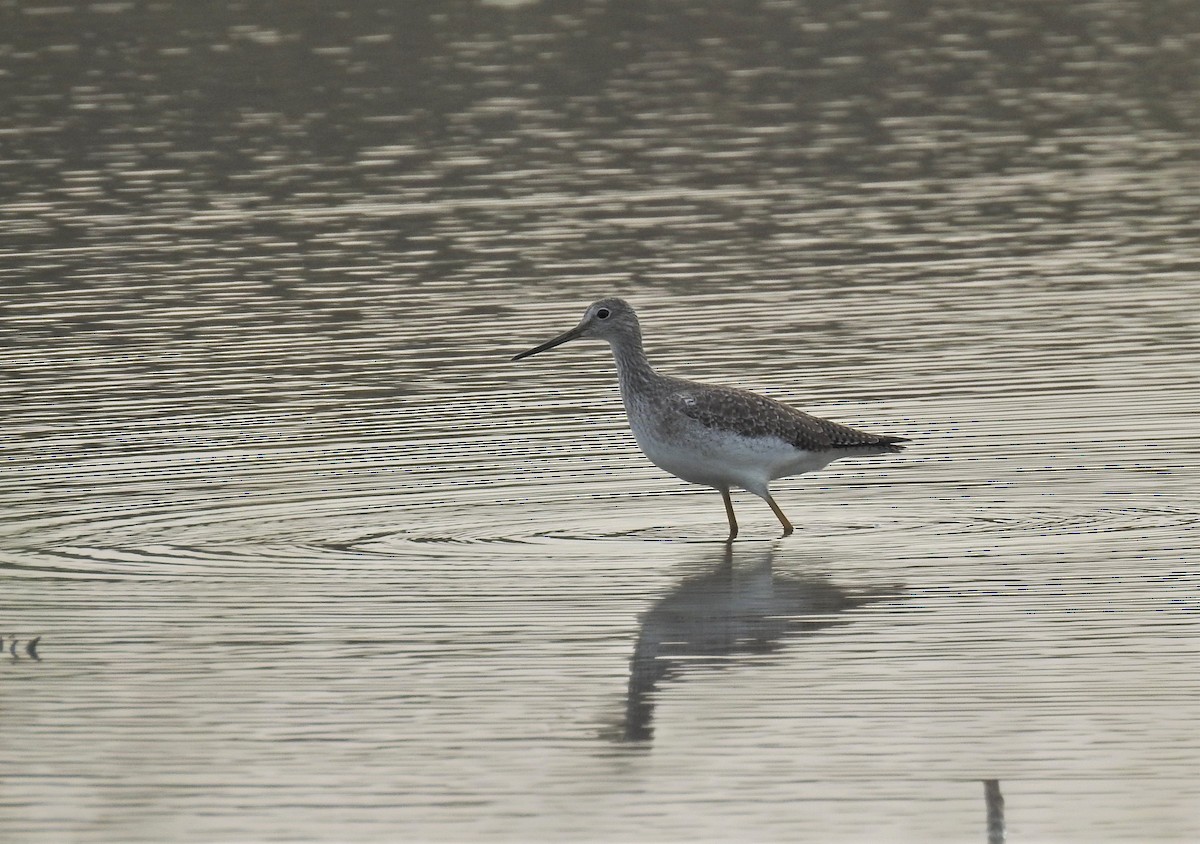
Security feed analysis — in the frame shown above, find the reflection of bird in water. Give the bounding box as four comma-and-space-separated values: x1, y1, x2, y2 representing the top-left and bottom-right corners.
622, 544, 900, 741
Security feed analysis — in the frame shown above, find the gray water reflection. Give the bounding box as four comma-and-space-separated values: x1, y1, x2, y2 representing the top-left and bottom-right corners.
622, 543, 900, 741
985, 780, 1006, 844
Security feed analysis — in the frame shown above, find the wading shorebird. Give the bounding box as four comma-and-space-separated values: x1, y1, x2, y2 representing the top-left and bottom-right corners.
512, 298, 907, 539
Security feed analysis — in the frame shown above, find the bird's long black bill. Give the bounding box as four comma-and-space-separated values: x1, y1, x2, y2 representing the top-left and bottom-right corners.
511, 324, 585, 361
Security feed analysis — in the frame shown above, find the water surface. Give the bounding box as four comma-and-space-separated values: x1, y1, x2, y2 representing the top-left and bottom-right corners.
2, 1, 1199, 841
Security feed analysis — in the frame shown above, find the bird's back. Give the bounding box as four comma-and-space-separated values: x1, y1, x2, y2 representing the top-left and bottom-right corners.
659, 377, 906, 454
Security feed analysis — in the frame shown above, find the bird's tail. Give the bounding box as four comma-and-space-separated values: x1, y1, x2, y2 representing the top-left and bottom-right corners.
872, 434, 908, 452
822, 417, 909, 452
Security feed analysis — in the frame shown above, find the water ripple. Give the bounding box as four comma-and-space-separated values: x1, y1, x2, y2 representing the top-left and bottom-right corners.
4, 1, 1200, 841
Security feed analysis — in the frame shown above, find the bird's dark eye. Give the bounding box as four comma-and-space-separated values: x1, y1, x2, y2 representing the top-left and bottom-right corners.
597, 308, 611, 320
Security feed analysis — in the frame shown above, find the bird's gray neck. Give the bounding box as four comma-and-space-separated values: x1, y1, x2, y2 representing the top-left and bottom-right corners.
607, 331, 658, 397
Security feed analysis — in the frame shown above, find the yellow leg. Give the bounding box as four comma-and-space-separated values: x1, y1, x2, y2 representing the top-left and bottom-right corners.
720, 488, 738, 541
765, 493, 794, 537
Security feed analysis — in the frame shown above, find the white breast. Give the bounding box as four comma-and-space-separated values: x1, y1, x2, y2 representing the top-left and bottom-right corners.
630, 414, 833, 497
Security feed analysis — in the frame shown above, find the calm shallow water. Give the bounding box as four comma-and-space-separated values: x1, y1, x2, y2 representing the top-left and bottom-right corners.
3, 1, 1200, 841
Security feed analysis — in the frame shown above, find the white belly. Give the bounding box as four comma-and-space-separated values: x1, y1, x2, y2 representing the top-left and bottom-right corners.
631, 420, 836, 498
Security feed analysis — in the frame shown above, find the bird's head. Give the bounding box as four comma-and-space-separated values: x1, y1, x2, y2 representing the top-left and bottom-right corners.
512, 297, 639, 361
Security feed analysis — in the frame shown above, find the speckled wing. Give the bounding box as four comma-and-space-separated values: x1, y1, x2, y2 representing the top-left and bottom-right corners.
814, 415, 907, 450
671, 382, 905, 452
